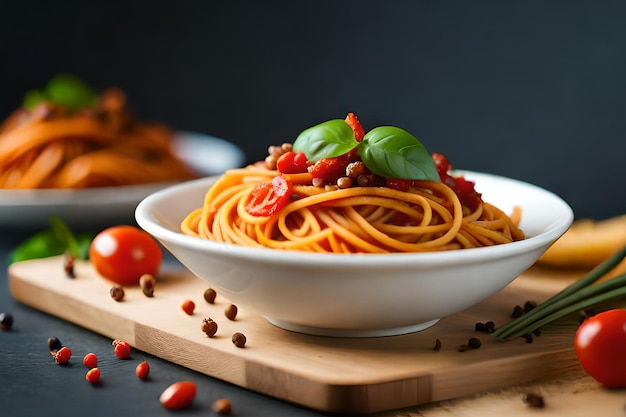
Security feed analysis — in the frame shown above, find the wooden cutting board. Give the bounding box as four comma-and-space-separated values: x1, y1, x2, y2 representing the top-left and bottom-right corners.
6, 256, 602, 414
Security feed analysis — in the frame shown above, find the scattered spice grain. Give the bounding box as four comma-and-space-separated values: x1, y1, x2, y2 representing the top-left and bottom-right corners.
139, 274, 156, 297
181, 299, 195, 315
224, 304, 238, 321
524, 300, 538, 313
0, 312, 13, 330
523, 392, 545, 408
212, 397, 232, 414
135, 361, 150, 380
64, 254, 75, 278
232, 332, 247, 348
55, 346, 72, 364
201, 318, 218, 338
203, 288, 217, 304
48, 336, 62, 353
110, 285, 125, 301
433, 338, 442, 351
112, 339, 131, 359
83, 352, 98, 368
511, 304, 524, 318
468, 337, 482, 349
86, 367, 101, 384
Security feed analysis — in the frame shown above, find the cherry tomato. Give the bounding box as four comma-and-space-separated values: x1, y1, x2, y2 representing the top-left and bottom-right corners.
574, 309, 626, 388
89, 225, 162, 286
276, 151, 309, 174
245, 175, 293, 217
159, 381, 197, 410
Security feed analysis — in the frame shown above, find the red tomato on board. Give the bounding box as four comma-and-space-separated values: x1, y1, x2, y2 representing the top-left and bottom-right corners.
574, 309, 626, 388
89, 225, 162, 286
245, 175, 293, 217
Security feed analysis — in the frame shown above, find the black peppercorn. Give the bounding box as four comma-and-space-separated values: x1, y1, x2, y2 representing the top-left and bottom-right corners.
0, 312, 13, 330
523, 392, 545, 408
468, 337, 482, 349
47, 336, 62, 352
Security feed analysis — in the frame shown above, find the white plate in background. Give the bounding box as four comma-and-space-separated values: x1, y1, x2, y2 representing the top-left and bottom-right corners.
0, 132, 245, 230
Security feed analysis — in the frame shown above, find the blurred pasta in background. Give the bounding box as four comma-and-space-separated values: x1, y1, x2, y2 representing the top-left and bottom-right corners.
0, 74, 196, 189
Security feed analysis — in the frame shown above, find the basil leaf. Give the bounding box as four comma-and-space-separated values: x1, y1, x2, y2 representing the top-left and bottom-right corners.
359, 126, 440, 181
46, 74, 98, 111
7, 217, 94, 265
293, 119, 358, 162
7, 230, 67, 265
22, 89, 48, 110
22, 74, 98, 111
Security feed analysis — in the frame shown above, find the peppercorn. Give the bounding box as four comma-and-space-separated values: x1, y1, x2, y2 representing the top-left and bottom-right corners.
224, 304, 238, 321
524, 300, 538, 313
232, 332, 247, 348
212, 397, 232, 414
48, 336, 62, 352
139, 274, 156, 297
201, 318, 218, 338
64, 254, 75, 278
0, 312, 13, 330
474, 321, 497, 334
336, 177, 352, 189
110, 285, 125, 301
523, 392, 545, 408
203, 288, 217, 304
468, 337, 482, 349
433, 338, 442, 351
511, 304, 524, 318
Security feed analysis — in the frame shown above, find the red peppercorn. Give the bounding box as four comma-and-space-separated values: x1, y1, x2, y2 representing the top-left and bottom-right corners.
135, 361, 150, 380
86, 367, 101, 384
83, 352, 98, 368
181, 299, 195, 315
55, 346, 72, 364
112, 339, 131, 359
159, 381, 197, 410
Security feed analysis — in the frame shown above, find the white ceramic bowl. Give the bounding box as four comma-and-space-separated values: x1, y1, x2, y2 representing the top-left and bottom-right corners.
135, 171, 573, 338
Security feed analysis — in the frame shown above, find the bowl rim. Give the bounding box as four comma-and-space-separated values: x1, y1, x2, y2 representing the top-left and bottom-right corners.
135, 171, 574, 268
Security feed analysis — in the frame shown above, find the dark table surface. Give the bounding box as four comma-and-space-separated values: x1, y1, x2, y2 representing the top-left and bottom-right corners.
0, 226, 329, 417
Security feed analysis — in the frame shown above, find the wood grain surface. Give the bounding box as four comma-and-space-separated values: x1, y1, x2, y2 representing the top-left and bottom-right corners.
8, 256, 623, 415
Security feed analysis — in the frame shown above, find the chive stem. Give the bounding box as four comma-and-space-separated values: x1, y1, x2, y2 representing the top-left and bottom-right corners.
494, 244, 626, 341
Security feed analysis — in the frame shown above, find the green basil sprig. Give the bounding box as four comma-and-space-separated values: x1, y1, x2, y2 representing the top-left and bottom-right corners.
292, 119, 440, 181
7, 216, 94, 265
22, 74, 98, 111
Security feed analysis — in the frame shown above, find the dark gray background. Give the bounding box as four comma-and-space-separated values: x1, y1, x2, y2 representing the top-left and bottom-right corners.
1, 1, 624, 220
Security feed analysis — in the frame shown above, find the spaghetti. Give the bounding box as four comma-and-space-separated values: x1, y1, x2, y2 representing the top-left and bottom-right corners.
0, 88, 196, 189
181, 166, 525, 254
181, 114, 525, 254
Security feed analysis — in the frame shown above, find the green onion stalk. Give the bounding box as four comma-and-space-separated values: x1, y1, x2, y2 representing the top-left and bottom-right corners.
494, 244, 626, 341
